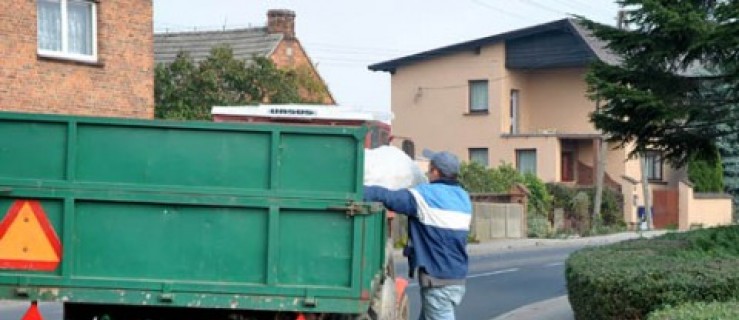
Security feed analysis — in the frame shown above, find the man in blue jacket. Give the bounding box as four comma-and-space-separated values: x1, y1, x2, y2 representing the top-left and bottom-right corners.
364, 149, 472, 320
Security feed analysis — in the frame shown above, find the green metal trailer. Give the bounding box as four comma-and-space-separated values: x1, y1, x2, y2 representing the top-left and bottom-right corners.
0, 111, 406, 320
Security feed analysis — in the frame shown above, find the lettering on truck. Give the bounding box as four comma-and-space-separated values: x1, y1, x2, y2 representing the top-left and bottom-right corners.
268, 108, 317, 116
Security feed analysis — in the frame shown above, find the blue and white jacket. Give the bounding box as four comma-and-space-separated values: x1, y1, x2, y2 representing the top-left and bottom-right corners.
364, 179, 472, 281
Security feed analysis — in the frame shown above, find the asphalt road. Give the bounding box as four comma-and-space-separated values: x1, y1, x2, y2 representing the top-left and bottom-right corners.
396, 245, 584, 320
0, 245, 585, 320
0, 301, 62, 320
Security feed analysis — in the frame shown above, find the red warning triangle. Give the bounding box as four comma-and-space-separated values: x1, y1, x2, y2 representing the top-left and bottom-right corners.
0, 200, 62, 271
21, 301, 44, 320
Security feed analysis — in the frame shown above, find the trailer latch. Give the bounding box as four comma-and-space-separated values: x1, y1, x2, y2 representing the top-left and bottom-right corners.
303, 296, 317, 307
159, 293, 174, 303
15, 287, 29, 297
327, 202, 373, 216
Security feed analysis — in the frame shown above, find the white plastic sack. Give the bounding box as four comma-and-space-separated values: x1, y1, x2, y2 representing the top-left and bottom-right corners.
364, 146, 427, 190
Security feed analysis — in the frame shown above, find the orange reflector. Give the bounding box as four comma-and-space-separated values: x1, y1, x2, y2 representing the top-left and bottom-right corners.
0, 200, 62, 271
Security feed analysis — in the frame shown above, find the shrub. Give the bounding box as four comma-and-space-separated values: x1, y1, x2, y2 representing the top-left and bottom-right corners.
489, 163, 522, 193
459, 162, 553, 237
527, 215, 551, 238
648, 300, 739, 320
570, 191, 591, 233
566, 226, 739, 320
547, 183, 625, 235
459, 161, 496, 193
687, 147, 724, 193
522, 173, 552, 216
586, 187, 624, 227
459, 162, 552, 213
547, 183, 576, 213
583, 215, 627, 237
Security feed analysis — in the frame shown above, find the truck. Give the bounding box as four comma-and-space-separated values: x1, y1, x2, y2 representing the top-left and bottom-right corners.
0, 109, 408, 320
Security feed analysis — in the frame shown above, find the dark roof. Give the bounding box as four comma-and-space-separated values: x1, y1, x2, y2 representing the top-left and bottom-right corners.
154, 27, 283, 65
568, 20, 620, 65
369, 18, 619, 73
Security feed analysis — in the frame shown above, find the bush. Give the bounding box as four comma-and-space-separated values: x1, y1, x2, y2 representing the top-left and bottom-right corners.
527, 215, 551, 238
547, 183, 625, 235
522, 173, 552, 216
460, 162, 552, 212
547, 183, 576, 213
648, 300, 739, 320
687, 147, 724, 193
566, 226, 739, 320
459, 161, 497, 193
586, 187, 624, 227
570, 191, 591, 233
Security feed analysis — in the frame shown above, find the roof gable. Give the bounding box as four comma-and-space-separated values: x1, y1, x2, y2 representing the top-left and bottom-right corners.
369, 19, 617, 73
154, 27, 283, 65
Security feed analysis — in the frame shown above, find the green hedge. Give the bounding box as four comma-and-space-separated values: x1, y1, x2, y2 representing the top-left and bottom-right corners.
566, 226, 739, 320
647, 300, 739, 320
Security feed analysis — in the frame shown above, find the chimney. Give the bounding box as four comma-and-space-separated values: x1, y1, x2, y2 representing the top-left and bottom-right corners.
267, 9, 296, 39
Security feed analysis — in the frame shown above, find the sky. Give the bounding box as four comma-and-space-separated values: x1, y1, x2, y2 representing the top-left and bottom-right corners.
153, 0, 621, 115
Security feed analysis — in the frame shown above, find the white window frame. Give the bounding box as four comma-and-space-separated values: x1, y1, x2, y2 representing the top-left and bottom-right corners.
37, 0, 98, 63
510, 89, 520, 134
516, 149, 537, 175
469, 148, 489, 167
468, 80, 489, 113
644, 150, 664, 181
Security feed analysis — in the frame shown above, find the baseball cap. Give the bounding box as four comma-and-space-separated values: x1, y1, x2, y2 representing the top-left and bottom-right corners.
422, 148, 461, 177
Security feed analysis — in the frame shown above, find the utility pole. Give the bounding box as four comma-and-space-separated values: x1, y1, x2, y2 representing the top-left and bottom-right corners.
639, 155, 654, 230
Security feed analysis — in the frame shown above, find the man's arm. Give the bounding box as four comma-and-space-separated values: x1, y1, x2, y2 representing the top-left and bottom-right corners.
363, 185, 418, 217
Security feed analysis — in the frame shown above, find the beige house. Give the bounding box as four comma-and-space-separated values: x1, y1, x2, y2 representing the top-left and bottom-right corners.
370, 19, 732, 230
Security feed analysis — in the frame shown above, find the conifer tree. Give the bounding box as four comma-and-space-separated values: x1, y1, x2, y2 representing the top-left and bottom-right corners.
578, 0, 738, 166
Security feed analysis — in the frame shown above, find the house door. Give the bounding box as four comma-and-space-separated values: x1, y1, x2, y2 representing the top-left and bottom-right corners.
652, 189, 679, 228
561, 151, 574, 181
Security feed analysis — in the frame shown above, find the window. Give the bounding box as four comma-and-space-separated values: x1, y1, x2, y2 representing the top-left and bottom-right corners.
402, 140, 416, 159
510, 89, 520, 134
469, 80, 489, 113
644, 151, 663, 181
516, 149, 537, 175
469, 148, 489, 166
37, 0, 97, 62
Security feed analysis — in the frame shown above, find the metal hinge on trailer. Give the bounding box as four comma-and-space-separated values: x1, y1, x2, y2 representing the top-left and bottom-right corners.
327, 201, 383, 216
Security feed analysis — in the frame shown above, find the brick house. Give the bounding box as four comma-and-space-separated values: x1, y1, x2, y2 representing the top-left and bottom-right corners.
370, 19, 733, 230
0, 0, 154, 118
154, 9, 334, 105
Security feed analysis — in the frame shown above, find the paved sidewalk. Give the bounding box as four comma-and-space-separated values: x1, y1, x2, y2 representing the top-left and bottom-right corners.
393, 230, 669, 259
468, 230, 668, 254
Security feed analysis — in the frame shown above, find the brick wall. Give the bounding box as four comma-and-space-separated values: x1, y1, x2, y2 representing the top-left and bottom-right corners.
0, 0, 154, 118
271, 39, 335, 104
